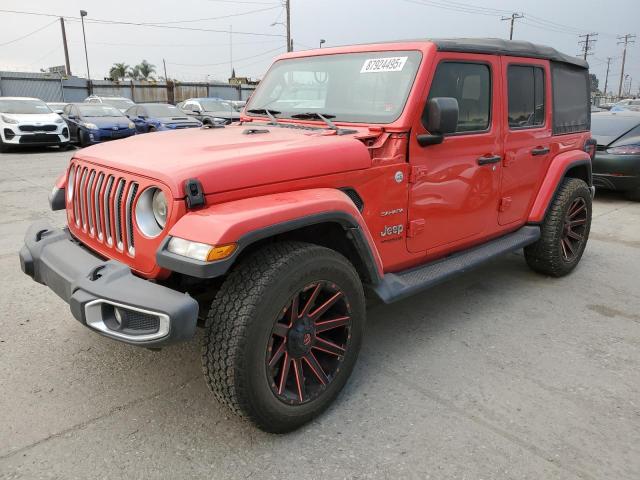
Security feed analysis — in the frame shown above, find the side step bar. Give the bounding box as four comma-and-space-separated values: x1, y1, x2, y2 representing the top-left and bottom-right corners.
373, 226, 541, 304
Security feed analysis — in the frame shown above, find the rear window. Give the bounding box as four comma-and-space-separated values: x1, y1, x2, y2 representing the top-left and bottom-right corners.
507, 65, 545, 128
551, 62, 590, 134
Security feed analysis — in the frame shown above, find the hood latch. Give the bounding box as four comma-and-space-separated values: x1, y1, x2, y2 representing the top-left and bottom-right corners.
185, 179, 205, 208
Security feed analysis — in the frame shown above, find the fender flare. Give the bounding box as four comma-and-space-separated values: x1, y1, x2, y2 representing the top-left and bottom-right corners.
528, 151, 592, 223
156, 188, 383, 282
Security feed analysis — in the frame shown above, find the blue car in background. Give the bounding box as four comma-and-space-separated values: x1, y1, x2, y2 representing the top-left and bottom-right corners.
62, 103, 136, 146
125, 103, 202, 133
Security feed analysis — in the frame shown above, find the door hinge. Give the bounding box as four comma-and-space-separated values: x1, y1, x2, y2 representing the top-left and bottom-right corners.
409, 166, 427, 183
499, 197, 512, 212
407, 219, 425, 238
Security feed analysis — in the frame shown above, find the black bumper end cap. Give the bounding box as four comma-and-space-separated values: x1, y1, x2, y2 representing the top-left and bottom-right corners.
19, 245, 34, 278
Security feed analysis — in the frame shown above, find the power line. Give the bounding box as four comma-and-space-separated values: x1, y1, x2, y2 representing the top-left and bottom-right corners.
167, 45, 283, 67
141, 5, 280, 25
0, 18, 57, 47
0, 9, 285, 37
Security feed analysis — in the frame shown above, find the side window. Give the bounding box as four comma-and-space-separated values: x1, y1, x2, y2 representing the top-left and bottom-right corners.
507, 65, 545, 128
427, 62, 491, 133
63, 104, 71, 115
183, 102, 195, 111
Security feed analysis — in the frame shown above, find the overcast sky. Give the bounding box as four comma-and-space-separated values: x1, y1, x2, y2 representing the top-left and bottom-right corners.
0, 0, 638, 94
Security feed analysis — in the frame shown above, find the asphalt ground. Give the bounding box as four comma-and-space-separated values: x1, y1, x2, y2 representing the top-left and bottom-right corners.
1, 147, 639, 479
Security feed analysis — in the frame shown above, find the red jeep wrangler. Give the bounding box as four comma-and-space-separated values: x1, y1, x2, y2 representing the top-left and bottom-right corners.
20, 39, 595, 432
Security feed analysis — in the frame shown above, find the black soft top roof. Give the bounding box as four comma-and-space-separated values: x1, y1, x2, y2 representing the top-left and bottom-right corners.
430, 38, 588, 69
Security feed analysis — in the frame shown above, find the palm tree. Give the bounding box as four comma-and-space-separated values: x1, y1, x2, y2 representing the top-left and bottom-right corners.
109, 62, 129, 81
128, 66, 141, 81
135, 60, 156, 81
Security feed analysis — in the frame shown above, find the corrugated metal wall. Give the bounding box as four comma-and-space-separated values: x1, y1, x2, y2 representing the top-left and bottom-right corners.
0, 71, 255, 104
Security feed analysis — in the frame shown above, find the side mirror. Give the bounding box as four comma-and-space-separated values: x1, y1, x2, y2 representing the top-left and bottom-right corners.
68, 115, 77, 120
417, 97, 459, 146
192, 109, 201, 114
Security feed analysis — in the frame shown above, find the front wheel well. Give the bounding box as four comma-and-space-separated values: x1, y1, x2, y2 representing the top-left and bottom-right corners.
234, 221, 376, 285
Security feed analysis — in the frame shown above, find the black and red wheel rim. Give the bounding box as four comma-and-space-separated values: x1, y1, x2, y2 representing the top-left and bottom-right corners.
266, 281, 352, 405
561, 197, 588, 261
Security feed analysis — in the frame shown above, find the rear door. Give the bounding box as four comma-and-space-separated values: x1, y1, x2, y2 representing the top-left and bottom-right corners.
407, 54, 504, 253
499, 58, 552, 225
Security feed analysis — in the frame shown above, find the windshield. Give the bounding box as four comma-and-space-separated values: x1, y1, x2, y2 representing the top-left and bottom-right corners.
0, 99, 52, 114
200, 99, 234, 111
143, 104, 185, 117
246, 50, 422, 123
102, 98, 135, 109
591, 114, 640, 137
77, 105, 124, 117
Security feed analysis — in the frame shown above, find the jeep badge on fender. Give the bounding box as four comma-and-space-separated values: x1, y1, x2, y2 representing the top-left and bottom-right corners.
20, 38, 594, 433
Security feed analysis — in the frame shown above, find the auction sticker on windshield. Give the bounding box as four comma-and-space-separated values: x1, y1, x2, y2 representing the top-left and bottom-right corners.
360, 56, 408, 73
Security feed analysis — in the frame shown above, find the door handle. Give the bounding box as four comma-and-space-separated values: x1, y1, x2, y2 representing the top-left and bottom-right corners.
531, 146, 550, 156
477, 155, 502, 166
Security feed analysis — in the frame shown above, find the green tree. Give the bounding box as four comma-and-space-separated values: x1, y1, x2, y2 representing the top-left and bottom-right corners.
128, 65, 141, 80
109, 62, 129, 81
134, 60, 156, 81
589, 73, 600, 93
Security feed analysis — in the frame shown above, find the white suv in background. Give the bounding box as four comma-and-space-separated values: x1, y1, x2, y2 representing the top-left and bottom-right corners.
0, 97, 70, 152
84, 95, 135, 113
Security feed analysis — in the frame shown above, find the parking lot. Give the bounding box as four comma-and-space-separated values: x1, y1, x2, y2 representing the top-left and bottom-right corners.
0, 147, 639, 479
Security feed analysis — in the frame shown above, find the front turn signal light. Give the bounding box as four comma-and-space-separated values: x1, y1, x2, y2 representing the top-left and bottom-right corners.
167, 237, 237, 262
206, 243, 237, 261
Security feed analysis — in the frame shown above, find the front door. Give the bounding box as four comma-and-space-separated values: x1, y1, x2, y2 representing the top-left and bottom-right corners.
407, 54, 503, 253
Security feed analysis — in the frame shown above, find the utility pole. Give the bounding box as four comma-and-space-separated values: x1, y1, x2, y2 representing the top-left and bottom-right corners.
59, 17, 71, 76
617, 34, 636, 98
79, 10, 91, 94
501, 13, 523, 40
603, 57, 612, 96
285, 0, 292, 52
162, 58, 168, 81
578, 33, 598, 60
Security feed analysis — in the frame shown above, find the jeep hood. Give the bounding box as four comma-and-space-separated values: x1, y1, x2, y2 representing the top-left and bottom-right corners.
75, 124, 373, 196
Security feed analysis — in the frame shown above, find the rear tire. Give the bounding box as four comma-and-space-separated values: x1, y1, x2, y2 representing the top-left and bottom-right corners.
624, 187, 640, 202
201, 241, 366, 433
524, 178, 592, 277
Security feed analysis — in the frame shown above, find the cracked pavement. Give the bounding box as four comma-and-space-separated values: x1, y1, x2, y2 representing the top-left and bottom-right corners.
1, 148, 639, 479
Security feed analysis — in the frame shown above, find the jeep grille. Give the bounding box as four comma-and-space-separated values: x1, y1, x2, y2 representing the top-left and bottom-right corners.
68, 162, 139, 257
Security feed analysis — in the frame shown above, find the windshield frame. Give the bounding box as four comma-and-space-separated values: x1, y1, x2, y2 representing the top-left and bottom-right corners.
245, 49, 423, 125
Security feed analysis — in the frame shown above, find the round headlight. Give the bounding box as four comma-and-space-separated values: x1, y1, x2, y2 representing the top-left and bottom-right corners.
135, 187, 168, 238
152, 189, 167, 228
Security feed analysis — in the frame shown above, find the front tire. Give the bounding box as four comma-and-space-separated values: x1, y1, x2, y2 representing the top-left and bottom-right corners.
202, 241, 365, 433
524, 178, 592, 277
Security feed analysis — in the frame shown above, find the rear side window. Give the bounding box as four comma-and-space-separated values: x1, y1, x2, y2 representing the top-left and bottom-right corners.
427, 62, 491, 133
508, 65, 545, 128
551, 62, 590, 134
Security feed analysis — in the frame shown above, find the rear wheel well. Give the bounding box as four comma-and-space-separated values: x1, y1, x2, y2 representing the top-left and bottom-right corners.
234, 222, 374, 285
564, 162, 591, 186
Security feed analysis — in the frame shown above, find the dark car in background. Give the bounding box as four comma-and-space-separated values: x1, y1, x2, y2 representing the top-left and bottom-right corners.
125, 103, 202, 133
177, 98, 240, 125
591, 111, 640, 201
61, 103, 136, 146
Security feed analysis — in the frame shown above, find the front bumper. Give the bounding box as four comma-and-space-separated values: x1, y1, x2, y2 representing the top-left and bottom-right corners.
592, 152, 640, 191
19, 222, 198, 347
2, 126, 69, 146
83, 127, 136, 144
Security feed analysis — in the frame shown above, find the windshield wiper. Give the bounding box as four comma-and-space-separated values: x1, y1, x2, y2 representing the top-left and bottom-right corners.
290, 112, 337, 130
246, 108, 281, 125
